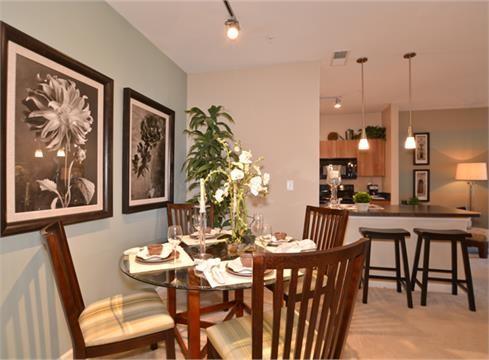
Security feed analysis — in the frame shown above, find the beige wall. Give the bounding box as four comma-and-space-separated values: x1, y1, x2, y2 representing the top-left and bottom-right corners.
188, 62, 320, 237
399, 107, 488, 228
381, 104, 400, 204
320, 112, 382, 140
0, 2, 187, 358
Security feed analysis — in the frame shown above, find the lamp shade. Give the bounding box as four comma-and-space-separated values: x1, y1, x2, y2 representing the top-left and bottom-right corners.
455, 162, 488, 181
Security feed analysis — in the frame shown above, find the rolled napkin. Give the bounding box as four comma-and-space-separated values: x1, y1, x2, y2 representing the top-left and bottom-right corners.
271, 239, 317, 253
227, 257, 252, 275
136, 244, 172, 260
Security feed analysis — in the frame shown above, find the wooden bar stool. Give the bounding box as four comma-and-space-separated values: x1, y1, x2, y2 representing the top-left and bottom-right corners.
411, 228, 476, 311
359, 227, 413, 308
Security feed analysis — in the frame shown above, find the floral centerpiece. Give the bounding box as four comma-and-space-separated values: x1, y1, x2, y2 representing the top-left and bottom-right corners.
206, 139, 269, 245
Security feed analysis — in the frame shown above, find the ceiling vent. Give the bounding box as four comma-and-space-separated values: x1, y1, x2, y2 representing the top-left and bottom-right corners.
330, 50, 349, 66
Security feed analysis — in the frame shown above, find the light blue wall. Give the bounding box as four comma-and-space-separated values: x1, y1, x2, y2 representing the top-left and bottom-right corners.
399, 107, 488, 228
0, 1, 187, 358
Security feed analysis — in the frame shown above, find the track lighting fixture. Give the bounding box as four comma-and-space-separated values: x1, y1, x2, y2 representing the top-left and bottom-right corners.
223, 1, 240, 40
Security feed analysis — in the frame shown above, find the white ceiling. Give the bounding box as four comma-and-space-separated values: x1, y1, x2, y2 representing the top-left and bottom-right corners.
109, 0, 488, 114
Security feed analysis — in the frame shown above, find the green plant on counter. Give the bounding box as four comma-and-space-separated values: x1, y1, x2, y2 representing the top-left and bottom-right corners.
183, 105, 235, 226
408, 197, 420, 205
352, 126, 386, 139
353, 192, 372, 204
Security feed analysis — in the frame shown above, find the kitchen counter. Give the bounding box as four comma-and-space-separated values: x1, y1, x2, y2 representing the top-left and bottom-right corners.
347, 204, 480, 218
335, 204, 478, 293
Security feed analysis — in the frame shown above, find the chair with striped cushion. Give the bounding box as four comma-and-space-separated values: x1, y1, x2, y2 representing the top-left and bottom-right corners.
206, 239, 368, 359
41, 221, 175, 359
274, 205, 349, 301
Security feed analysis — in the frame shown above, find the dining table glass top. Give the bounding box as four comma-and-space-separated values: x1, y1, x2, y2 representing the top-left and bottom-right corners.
119, 241, 275, 292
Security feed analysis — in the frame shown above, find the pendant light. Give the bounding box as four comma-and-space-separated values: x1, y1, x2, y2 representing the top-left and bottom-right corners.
223, 0, 240, 40
357, 57, 369, 150
404, 52, 417, 149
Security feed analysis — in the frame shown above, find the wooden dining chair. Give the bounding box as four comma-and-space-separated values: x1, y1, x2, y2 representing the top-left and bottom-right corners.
41, 221, 175, 359
206, 239, 368, 359
268, 205, 349, 301
167, 202, 215, 234
303, 205, 349, 250
167, 202, 229, 304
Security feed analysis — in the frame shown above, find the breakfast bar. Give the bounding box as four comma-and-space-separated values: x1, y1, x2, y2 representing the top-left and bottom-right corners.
342, 205, 480, 292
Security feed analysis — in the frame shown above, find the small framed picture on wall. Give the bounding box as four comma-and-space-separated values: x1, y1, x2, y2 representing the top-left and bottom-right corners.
413, 132, 430, 165
413, 169, 430, 202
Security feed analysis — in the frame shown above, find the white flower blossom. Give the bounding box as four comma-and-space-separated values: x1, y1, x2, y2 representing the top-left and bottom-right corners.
239, 150, 253, 164
263, 173, 270, 186
214, 188, 226, 203
249, 176, 263, 196
231, 168, 244, 181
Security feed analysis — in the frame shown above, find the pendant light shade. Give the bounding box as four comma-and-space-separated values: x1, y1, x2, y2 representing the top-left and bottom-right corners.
404, 52, 417, 149
404, 125, 416, 149
359, 128, 370, 150
357, 57, 369, 151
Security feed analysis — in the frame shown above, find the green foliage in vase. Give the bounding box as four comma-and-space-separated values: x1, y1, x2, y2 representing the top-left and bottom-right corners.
183, 105, 235, 226
352, 126, 386, 139
353, 192, 372, 203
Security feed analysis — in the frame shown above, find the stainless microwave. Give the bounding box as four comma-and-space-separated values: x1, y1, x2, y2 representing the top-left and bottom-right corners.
320, 158, 358, 179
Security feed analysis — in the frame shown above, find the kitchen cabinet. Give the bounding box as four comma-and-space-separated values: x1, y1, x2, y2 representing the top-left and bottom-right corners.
319, 139, 385, 177
320, 140, 357, 158
357, 139, 385, 176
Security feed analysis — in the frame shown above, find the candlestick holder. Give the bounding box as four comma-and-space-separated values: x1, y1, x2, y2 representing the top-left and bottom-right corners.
193, 207, 212, 260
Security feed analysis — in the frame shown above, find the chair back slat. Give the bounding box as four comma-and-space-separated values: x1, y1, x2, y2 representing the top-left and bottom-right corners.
303, 206, 349, 250
252, 238, 368, 359
41, 221, 86, 348
167, 203, 215, 235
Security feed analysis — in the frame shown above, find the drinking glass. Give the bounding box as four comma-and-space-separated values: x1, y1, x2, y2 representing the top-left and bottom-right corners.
251, 213, 264, 237
167, 225, 183, 263
261, 223, 273, 247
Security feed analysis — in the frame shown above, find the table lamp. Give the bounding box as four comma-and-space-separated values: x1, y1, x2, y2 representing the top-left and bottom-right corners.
455, 162, 488, 210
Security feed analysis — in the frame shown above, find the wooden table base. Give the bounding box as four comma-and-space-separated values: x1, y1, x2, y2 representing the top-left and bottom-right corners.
167, 288, 247, 359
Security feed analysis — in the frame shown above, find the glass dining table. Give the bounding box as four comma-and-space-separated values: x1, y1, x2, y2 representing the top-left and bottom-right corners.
119, 241, 273, 359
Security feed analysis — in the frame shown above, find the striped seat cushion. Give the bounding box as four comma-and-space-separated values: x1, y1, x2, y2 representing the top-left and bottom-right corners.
79, 291, 174, 347
207, 315, 273, 359
207, 308, 313, 359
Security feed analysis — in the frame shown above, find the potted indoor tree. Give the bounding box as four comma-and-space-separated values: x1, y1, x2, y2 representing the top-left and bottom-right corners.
353, 192, 372, 212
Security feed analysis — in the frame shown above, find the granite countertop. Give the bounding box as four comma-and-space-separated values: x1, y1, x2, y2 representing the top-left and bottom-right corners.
336, 204, 480, 218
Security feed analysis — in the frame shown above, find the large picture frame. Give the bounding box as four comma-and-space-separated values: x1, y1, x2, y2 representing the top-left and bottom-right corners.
122, 88, 174, 214
413, 132, 430, 165
413, 169, 430, 202
0, 22, 113, 236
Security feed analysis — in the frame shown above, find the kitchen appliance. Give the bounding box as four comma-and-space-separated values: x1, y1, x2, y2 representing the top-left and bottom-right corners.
367, 183, 379, 196
320, 184, 355, 205
320, 158, 357, 180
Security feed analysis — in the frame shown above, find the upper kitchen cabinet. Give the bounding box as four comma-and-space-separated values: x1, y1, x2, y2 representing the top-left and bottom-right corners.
320, 140, 357, 158
357, 139, 385, 176
319, 139, 385, 176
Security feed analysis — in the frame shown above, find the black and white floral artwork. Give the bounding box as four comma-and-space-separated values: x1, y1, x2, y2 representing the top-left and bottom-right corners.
122, 88, 174, 213
1, 22, 113, 236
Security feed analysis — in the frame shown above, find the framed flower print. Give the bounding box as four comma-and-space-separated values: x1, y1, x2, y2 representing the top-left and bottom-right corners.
413, 132, 430, 165
413, 169, 430, 202
122, 88, 174, 214
1, 22, 113, 236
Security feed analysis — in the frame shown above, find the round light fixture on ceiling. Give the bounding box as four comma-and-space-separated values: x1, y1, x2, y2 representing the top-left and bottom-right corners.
334, 97, 342, 109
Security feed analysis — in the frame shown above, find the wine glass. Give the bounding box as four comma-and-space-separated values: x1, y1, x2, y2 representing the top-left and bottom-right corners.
251, 213, 264, 237
261, 223, 273, 247
167, 225, 183, 262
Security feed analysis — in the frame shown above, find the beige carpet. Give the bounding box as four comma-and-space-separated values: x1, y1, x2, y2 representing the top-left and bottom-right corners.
101, 255, 488, 359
